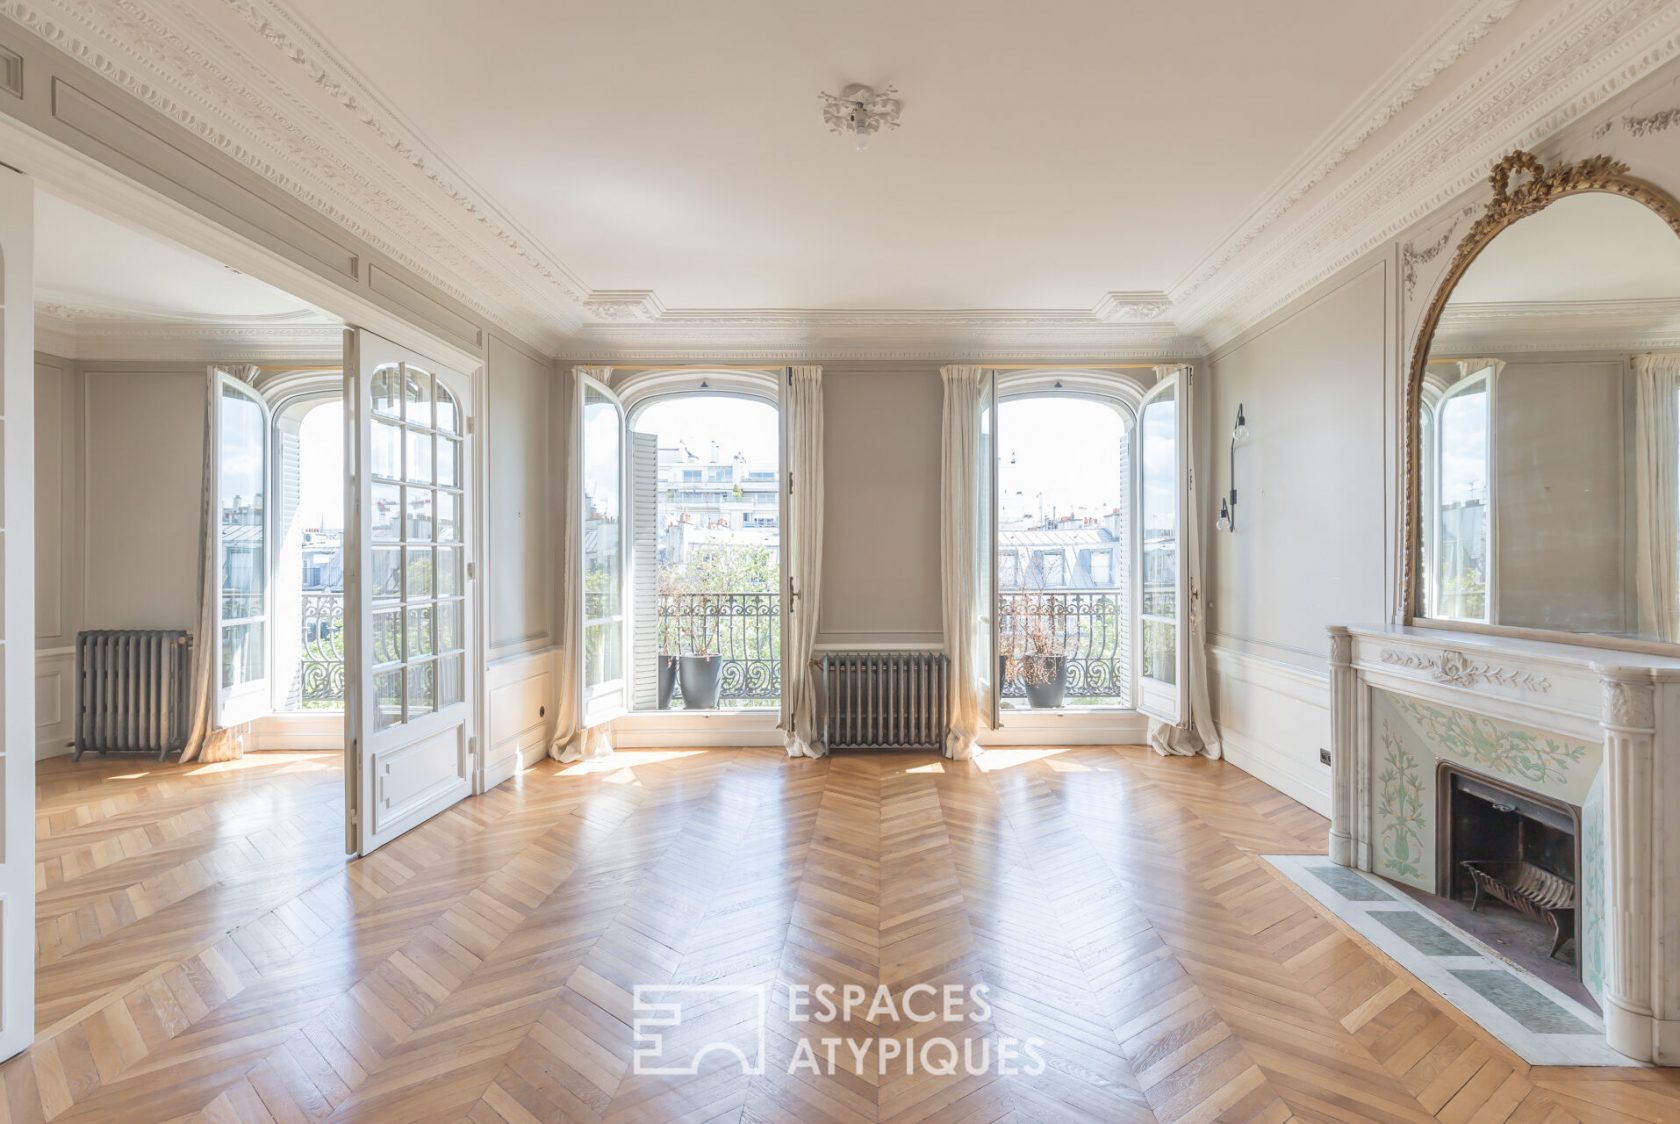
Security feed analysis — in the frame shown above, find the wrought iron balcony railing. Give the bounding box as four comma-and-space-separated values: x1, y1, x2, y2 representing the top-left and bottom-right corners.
998, 590, 1132, 705
657, 591, 781, 707
301, 590, 346, 707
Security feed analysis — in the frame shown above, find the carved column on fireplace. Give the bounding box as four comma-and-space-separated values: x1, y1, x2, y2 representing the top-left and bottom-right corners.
1328, 627, 1358, 868
1596, 667, 1662, 1062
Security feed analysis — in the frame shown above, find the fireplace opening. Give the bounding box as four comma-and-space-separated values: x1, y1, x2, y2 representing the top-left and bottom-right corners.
1435, 762, 1580, 976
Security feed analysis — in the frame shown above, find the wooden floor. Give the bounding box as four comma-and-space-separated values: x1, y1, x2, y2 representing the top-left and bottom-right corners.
8, 748, 1680, 1123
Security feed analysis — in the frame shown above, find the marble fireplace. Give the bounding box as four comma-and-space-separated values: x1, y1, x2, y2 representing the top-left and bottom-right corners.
1328, 625, 1680, 1065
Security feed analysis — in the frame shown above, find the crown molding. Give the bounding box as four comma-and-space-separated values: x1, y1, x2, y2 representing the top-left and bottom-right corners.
1429, 296, 1680, 353
35, 298, 341, 361
5, 0, 1677, 360
1179, 0, 1680, 347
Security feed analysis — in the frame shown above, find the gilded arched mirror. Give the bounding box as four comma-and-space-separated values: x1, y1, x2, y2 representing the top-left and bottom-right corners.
1405, 151, 1680, 649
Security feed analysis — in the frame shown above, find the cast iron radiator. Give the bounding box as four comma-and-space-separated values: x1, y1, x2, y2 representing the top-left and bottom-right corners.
75, 629, 193, 760
818, 650, 948, 751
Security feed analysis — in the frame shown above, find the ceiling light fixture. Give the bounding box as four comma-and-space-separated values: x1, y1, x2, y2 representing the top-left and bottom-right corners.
819, 84, 901, 151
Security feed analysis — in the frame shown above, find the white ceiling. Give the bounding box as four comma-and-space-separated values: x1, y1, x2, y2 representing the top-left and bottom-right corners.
283, 0, 1461, 312
34, 190, 329, 323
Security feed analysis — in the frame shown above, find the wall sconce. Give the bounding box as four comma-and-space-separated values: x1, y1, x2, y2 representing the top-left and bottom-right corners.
1216, 404, 1247, 531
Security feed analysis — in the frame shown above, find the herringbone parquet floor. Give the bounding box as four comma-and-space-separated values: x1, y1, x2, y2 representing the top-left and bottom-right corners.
9, 746, 1680, 1123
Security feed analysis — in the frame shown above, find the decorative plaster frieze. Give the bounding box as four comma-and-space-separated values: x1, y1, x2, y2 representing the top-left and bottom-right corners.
1091, 291, 1172, 323
1183, 0, 1680, 347
1380, 647, 1552, 693
583, 290, 667, 323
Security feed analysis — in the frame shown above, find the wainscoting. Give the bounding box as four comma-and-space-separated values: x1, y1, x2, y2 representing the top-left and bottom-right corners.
484, 645, 556, 788
34, 646, 75, 760
1208, 640, 1332, 816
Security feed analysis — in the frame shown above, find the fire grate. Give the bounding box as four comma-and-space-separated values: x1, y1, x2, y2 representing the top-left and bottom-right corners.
1461, 860, 1576, 959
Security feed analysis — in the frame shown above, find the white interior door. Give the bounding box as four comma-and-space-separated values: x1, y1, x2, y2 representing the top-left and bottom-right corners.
344, 329, 475, 856
1136, 372, 1188, 724
0, 167, 36, 1061
578, 372, 629, 728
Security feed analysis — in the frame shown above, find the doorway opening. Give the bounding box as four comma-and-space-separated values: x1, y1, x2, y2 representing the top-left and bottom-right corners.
273, 395, 346, 712
630, 393, 782, 712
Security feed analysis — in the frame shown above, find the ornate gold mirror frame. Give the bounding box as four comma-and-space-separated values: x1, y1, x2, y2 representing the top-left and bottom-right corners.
1402, 149, 1680, 649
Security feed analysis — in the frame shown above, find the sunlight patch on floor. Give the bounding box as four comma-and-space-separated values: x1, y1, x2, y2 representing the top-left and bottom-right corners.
975, 747, 1071, 772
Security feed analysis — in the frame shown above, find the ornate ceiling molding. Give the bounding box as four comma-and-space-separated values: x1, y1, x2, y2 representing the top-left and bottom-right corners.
1182, 0, 1680, 346
1428, 296, 1680, 353
35, 299, 342, 360
5, 0, 1679, 359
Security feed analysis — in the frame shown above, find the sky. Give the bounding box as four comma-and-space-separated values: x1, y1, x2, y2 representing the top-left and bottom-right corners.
998, 397, 1134, 528
634, 396, 779, 465
297, 401, 345, 530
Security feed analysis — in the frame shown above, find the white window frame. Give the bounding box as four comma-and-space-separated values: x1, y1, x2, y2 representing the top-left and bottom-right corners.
1431, 368, 1496, 624
216, 372, 273, 726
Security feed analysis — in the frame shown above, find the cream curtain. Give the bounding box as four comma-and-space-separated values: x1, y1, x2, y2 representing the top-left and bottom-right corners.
939, 364, 987, 760
1634, 352, 1680, 643
550, 365, 616, 763
180, 364, 260, 764
1148, 364, 1222, 760
782, 366, 826, 758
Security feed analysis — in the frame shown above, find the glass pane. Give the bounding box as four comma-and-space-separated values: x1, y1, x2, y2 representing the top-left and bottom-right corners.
406, 605, 434, 658
437, 598, 462, 653
220, 622, 265, 689
404, 365, 433, 428
372, 607, 404, 667
436, 546, 462, 596
1141, 620, 1177, 685
1435, 380, 1490, 622
407, 660, 435, 719
371, 364, 402, 418
406, 428, 434, 485
436, 437, 459, 488
436, 491, 459, 544
219, 384, 266, 627
372, 419, 402, 481
406, 547, 433, 598
373, 669, 403, 730
371, 546, 403, 600
582, 386, 622, 633
438, 654, 464, 707
371, 483, 403, 542
406, 487, 434, 542
435, 383, 459, 434
1140, 384, 1179, 633
585, 621, 621, 688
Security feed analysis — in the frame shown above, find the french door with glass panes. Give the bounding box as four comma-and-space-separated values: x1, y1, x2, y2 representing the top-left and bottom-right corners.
215, 372, 271, 725
577, 372, 629, 727
344, 329, 475, 855
1136, 371, 1189, 723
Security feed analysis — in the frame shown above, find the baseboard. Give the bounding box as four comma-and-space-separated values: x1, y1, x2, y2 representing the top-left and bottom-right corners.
247, 712, 344, 751
1208, 643, 1332, 816
611, 710, 783, 748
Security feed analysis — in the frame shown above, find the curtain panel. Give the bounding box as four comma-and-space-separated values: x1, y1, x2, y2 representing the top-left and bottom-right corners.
1148, 363, 1222, 759
181, 364, 261, 764
939, 364, 987, 760
1635, 352, 1680, 644
783, 366, 826, 758
550, 365, 616, 763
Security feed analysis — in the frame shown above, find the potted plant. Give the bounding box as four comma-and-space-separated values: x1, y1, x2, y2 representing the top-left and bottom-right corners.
676, 598, 724, 710
1003, 591, 1069, 709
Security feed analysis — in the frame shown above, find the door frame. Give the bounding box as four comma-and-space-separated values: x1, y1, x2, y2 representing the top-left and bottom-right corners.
1135, 370, 1190, 723
576, 370, 631, 730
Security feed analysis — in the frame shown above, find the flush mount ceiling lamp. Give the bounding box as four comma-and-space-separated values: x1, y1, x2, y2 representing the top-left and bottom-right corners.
819, 84, 901, 150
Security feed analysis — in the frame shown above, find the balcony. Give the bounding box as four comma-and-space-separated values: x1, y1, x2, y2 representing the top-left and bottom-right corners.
998, 590, 1131, 706
657, 591, 781, 708
301, 590, 346, 708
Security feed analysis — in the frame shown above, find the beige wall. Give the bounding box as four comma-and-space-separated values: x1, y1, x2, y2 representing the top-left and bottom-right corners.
818, 364, 944, 647
486, 334, 552, 654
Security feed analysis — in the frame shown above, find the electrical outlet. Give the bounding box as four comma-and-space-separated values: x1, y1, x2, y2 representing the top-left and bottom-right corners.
1319, 747, 1332, 766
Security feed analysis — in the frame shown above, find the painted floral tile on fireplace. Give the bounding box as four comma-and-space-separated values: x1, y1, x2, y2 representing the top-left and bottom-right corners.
1367, 687, 1607, 1006
1267, 854, 1634, 1066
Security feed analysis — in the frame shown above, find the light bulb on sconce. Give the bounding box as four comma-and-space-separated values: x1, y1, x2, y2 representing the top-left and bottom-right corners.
1219, 403, 1247, 532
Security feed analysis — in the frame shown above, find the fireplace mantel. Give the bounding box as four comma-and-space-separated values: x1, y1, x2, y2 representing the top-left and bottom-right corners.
1328, 624, 1680, 1064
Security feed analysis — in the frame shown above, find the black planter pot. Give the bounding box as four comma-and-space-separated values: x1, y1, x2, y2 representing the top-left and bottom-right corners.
677, 655, 724, 710
657, 656, 678, 709
1022, 656, 1068, 709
